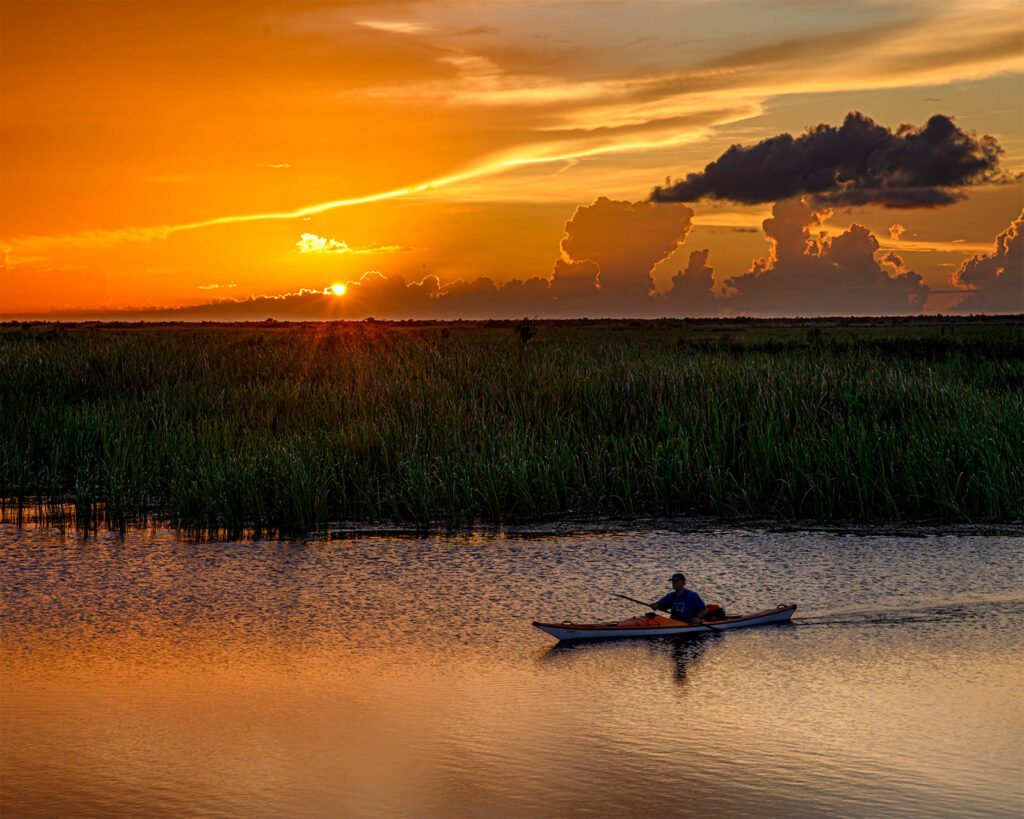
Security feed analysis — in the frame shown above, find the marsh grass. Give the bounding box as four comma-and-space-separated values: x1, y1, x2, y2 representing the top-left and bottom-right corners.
1, 319, 1021, 535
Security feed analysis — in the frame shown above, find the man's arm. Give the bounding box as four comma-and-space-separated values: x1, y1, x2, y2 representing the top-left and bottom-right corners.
688, 591, 708, 624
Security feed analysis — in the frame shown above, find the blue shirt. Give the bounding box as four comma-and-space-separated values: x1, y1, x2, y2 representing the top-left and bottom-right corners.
655, 589, 706, 620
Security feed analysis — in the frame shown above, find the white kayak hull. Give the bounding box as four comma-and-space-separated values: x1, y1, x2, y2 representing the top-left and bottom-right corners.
533, 604, 796, 641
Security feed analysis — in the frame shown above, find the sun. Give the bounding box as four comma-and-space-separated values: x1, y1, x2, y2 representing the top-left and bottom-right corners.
327, 284, 347, 296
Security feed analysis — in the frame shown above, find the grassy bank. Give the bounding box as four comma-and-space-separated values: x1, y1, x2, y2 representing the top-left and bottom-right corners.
2, 318, 1021, 534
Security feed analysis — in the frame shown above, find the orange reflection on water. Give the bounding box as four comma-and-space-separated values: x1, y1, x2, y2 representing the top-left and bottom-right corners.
2, 526, 1022, 817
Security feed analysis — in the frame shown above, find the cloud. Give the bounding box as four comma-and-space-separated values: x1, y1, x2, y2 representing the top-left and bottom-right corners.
650, 112, 1006, 209
9, 1, 1024, 265
723, 198, 930, 316
7, 130, 721, 256
334, 271, 440, 317
355, 20, 433, 35
951, 210, 1024, 314
403, 52, 638, 108
550, 259, 598, 298
889, 224, 906, 241
664, 249, 719, 317
508, 259, 600, 318
294, 234, 411, 254
455, 26, 499, 37
433, 275, 556, 318
16, 200, 1020, 323
560, 197, 693, 304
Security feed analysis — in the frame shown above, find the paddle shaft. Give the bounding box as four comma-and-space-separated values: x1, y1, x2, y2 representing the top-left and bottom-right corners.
609, 592, 653, 608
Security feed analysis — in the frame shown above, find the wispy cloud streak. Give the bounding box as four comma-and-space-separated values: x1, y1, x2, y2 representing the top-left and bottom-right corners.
5, 131, 719, 254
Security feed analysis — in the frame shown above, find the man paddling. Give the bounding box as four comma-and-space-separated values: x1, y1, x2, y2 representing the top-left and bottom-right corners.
649, 573, 709, 625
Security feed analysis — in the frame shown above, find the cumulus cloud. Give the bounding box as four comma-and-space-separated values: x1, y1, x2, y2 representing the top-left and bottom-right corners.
437, 276, 556, 318
341, 270, 439, 315
951, 210, 1024, 313
650, 112, 1005, 209
889, 224, 906, 241
663, 249, 719, 316
723, 198, 930, 316
98, 198, 693, 320
560, 197, 693, 307
544, 261, 598, 315
549, 258, 598, 298
26, 199, 1023, 322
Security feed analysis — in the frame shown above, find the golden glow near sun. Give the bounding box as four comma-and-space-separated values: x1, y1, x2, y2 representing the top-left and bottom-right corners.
0, 0, 1021, 318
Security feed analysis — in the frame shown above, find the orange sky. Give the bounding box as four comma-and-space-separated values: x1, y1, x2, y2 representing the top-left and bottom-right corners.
1, 0, 1022, 318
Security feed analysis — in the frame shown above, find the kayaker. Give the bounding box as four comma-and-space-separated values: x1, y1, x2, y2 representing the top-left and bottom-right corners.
649, 573, 709, 624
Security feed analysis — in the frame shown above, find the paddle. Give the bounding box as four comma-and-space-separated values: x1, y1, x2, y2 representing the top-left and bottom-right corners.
605, 591, 723, 631
607, 591, 656, 608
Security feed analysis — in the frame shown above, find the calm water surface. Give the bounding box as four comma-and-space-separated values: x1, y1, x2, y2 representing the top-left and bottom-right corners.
2, 524, 1021, 818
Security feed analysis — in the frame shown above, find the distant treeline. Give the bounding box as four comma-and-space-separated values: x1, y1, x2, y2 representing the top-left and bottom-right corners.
1, 319, 1021, 534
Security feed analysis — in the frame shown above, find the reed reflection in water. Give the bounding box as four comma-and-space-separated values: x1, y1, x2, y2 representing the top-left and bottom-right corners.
2, 525, 1022, 817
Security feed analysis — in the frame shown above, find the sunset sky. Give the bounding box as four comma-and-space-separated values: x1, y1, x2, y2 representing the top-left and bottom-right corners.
2, 0, 1022, 319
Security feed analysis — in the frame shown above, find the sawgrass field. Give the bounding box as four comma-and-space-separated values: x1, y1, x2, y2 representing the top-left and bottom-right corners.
2, 316, 1021, 534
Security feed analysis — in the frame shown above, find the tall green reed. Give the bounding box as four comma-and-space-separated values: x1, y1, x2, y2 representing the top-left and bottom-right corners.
1, 322, 1020, 534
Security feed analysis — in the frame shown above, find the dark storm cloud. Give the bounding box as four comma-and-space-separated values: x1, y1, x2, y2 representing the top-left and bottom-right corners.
650, 112, 1005, 209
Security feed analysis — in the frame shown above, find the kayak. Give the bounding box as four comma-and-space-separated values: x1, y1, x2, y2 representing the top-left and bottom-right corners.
533, 603, 796, 641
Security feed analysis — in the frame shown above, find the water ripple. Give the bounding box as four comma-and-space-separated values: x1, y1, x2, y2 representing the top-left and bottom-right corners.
2, 524, 1022, 817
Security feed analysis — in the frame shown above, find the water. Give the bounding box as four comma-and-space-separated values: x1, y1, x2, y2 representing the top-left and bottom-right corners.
2, 524, 1021, 818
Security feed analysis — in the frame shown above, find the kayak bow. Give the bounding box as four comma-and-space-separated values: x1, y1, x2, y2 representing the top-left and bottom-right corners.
533, 604, 796, 641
